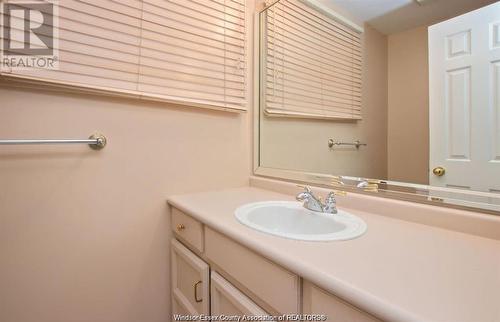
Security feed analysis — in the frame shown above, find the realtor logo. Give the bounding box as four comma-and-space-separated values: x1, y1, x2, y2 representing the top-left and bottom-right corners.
1, 0, 59, 70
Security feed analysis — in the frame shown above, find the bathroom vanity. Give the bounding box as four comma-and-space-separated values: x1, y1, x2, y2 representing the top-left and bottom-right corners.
168, 178, 500, 322
169, 200, 380, 322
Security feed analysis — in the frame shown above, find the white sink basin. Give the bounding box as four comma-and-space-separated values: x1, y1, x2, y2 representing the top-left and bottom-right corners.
235, 201, 367, 241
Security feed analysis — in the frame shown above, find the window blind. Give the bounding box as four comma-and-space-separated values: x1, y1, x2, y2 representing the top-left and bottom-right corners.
138, 0, 246, 110
2, 0, 247, 111
263, 0, 362, 120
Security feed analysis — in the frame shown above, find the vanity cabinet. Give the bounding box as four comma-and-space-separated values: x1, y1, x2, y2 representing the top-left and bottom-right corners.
170, 207, 381, 321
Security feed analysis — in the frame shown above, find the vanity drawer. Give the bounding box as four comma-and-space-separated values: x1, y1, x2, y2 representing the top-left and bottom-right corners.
205, 227, 300, 314
171, 208, 204, 252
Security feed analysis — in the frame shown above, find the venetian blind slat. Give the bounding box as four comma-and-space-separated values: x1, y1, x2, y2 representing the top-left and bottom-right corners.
264, 0, 362, 120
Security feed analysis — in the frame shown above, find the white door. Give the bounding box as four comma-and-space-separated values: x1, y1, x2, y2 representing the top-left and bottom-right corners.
171, 239, 210, 317
429, 1, 500, 193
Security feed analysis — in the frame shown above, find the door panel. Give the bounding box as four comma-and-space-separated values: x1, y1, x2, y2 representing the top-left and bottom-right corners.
446, 67, 471, 161
429, 1, 500, 192
171, 239, 209, 316
493, 61, 500, 162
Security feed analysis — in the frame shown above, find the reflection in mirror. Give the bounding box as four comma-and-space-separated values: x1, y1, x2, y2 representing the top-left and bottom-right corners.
256, 0, 500, 212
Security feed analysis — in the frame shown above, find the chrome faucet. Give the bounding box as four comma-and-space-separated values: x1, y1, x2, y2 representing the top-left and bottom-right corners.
296, 186, 340, 214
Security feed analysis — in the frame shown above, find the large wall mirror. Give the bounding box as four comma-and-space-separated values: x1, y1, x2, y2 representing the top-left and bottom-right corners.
254, 0, 500, 213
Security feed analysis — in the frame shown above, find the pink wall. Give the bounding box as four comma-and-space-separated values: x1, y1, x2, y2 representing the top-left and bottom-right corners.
0, 85, 250, 322
387, 26, 429, 184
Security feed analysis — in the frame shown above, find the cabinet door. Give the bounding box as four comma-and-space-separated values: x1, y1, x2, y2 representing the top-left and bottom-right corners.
171, 239, 209, 316
211, 271, 270, 318
303, 281, 380, 322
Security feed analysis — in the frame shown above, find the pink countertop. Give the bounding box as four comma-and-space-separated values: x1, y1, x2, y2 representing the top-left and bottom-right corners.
168, 186, 500, 322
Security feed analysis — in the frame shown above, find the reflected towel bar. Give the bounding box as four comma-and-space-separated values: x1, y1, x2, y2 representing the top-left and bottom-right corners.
328, 139, 367, 149
0, 133, 107, 150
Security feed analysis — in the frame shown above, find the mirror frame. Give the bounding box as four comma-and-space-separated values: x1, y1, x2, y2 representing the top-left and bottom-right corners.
252, 8, 500, 215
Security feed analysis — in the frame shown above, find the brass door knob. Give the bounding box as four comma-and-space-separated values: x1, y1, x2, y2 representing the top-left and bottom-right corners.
432, 166, 445, 176
176, 224, 185, 231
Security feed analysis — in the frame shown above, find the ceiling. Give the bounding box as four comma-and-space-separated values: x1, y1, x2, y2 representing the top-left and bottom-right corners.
318, 0, 499, 34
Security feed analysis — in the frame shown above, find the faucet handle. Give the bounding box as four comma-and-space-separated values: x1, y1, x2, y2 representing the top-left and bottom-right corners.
323, 191, 338, 214
324, 190, 347, 201
324, 191, 336, 202
296, 185, 312, 202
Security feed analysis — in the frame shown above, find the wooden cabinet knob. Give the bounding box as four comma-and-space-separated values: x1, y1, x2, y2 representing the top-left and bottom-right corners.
176, 224, 185, 232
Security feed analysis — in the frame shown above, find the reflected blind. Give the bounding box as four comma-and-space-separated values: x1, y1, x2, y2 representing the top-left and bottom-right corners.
263, 0, 362, 119
3, 0, 247, 111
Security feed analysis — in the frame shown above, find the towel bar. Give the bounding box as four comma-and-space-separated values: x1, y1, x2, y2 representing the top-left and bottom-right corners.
0, 133, 107, 150
328, 139, 367, 149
